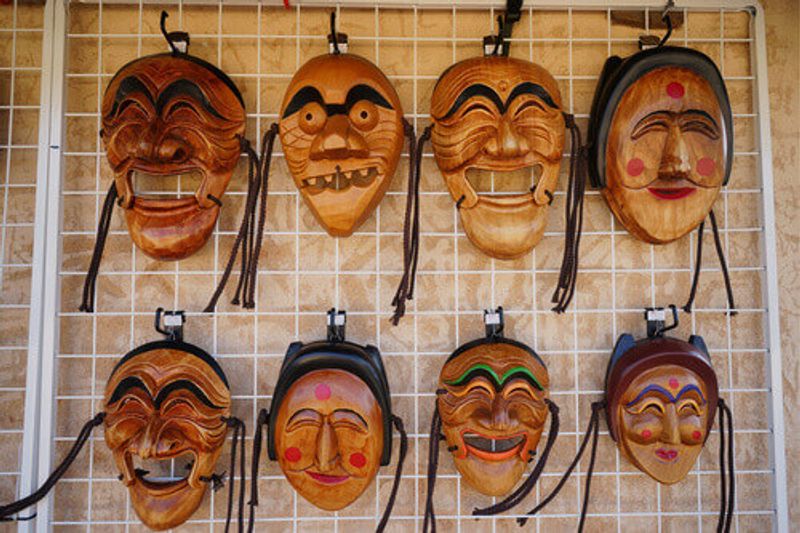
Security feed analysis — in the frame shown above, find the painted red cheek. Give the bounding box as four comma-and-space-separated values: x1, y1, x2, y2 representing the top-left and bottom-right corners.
641, 429, 652, 439
284, 447, 302, 463
349, 452, 367, 468
667, 82, 685, 99
692, 431, 702, 441
697, 157, 716, 176
669, 378, 680, 389
315, 383, 331, 401
626, 157, 645, 177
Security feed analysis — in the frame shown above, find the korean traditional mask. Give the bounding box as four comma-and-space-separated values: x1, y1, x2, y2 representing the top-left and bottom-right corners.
429, 55, 566, 260
103, 338, 232, 530
588, 46, 732, 244
425, 309, 560, 526
259, 311, 406, 521
279, 49, 405, 237
101, 28, 246, 260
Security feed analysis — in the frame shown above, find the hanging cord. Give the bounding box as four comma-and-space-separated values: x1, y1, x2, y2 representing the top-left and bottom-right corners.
79, 183, 118, 312
376, 415, 408, 532
247, 409, 269, 533
221, 417, 247, 533
0, 413, 105, 519
329, 11, 341, 55
658, 1, 674, 47
422, 408, 442, 533
717, 399, 735, 533
473, 400, 560, 516
551, 113, 587, 313
232, 138, 263, 307
518, 401, 604, 527
391, 122, 430, 325
682, 210, 736, 315
204, 137, 262, 312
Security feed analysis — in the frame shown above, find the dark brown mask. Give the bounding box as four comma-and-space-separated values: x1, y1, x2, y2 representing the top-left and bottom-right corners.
101, 53, 246, 260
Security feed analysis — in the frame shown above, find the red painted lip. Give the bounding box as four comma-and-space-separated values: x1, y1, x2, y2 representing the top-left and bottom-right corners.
306, 471, 349, 485
647, 187, 696, 200
655, 448, 679, 462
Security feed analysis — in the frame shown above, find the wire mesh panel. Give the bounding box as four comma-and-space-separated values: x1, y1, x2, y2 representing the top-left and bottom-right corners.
43, 1, 777, 530
0, 0, 44, 508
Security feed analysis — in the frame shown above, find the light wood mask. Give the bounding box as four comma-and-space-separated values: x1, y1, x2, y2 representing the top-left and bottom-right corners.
101, 54, 246, 260
279, 53, 405, 237
103, 345, 231, 530
430, 56, 566, 259
437, 341, 550, 496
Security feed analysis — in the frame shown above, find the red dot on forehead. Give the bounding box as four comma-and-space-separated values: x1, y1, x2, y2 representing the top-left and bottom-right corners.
284, 447, 302, 462
667, 82, 685, 99
692, 430, 702, 441
669, 378, 680, 389
641, 429, 652, 439
697, 157, 716, 176
349, 452, 367, 468
626, 157, 645, 177
314, 383, 331, 401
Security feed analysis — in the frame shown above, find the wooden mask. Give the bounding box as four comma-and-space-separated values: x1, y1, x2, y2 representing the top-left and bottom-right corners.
267, 314, 396, 511
103, 341, 231, 530
588, 46, 732, 244
279, 52, 405, 237
605, 315, 719, 485
430, 56, 566, 259
101, 44, 246, 260
438, 337, 550, 496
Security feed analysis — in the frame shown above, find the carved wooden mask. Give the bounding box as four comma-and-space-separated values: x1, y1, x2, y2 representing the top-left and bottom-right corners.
430, 56, 565, 259
103, 342, 231, 530
101, 53, 246, 260
606, 334, 718, 484
279, 53, 405, 237
588, 46, 732, 244
438, 339, 550, 496
268, 339, 393, 510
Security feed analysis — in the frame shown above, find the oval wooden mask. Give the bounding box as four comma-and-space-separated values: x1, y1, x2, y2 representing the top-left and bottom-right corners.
103, 341, 231, 530
605, 335, 718, 485
430, 56, 566, 259
437, 339, 550, 496
279, 53, 405, 237
101, 53, 246, 260
589, 46, 733, 244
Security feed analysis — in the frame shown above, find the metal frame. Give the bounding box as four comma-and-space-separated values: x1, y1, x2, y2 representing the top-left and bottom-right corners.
17, 0, 788, 531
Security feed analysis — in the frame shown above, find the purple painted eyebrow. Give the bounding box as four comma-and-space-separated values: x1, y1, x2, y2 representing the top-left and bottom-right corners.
626, 383, 707, 407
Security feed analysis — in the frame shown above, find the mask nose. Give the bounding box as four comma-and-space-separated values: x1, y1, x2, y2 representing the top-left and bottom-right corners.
129, 418, 163, 459
310, 115, 369, 160
661, 405, 681, 445
483, 119, 530, 158
315, 420, 339, 472
155, 137, 191, 165
658, 123, 691, 179
489, 396, 511, 430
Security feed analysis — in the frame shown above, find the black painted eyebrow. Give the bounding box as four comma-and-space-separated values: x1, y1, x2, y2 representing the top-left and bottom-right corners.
153, 379, 225, 410
505, 82, 558, 110
156, 79, 226, 120
633, 109, 720, 134
440, 83, 505, 120
344, 84, 393, 111
107, 376, 152, 406
109, 76, 155, 117
287, 408, 322, 426
680, 108, 720, 128
282, 86, 325, 119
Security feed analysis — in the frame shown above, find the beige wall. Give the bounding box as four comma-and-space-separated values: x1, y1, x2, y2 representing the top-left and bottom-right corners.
763, 0, 800, 527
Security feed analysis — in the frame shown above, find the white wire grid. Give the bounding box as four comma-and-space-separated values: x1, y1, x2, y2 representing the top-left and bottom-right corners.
8, 0, 788, 531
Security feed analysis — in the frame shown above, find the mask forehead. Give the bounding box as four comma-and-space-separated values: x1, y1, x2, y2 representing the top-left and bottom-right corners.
441, 342, 549, 391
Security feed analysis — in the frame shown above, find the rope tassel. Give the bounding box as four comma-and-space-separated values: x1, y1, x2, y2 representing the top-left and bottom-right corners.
683, 210, 737, 314
79, 184, 118, 312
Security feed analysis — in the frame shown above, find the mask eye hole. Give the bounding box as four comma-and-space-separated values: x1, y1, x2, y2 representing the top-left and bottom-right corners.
349, 100, 378, 131
299, 102, 326, 134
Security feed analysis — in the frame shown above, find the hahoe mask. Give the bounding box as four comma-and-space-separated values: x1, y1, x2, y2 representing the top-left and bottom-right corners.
588, 45, 735, 313
424, 308, 560, 528
430, 55, 566, 260
279, 28, 405, 237
256, 310, 406, 527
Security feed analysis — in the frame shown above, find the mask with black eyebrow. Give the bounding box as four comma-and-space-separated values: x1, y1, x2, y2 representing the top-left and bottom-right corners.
430, 56, 567, 260
103, 342, 232, 530
279, 53, 405, 237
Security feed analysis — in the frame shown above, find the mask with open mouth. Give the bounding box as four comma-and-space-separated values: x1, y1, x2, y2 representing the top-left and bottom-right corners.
279, 47, 404, 237
102, 325, 231, 530
101, 23, 246, 260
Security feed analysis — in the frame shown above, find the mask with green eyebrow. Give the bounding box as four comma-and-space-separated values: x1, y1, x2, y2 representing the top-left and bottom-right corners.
437, 339, 550, 497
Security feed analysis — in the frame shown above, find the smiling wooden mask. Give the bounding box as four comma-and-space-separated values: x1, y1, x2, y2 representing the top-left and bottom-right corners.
605, 327, 718, 484
588, 46, 732, 244
279, 52, 405, 237
430, 55, 566, 259
437, 337, 550, 496
103, 341, 231, 530
101, 43, 246, 260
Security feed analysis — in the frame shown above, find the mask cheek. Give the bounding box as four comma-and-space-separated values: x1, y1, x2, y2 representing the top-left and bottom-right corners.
280, 430, 316, 471
623, 414, 662, 445
337, 431, 372, 477
680, 420, 705, 444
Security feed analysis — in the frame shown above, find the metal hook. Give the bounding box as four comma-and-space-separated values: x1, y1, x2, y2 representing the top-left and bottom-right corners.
658, 0, 675, 47
326, 308, 346, 343
327, 11, 348, 54
154, 307, 185, 342
160, 11, 190, 54
645, 304, 679, 338
483, 0, 523, 57
484, 306, 505, 339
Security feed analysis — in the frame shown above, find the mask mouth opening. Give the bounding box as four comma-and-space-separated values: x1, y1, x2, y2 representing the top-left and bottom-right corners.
461, 431, 527, 459
301, 165, 380, 191
129, 451, 195, 487
466, 164, 543, 196
130, 170, 204, 201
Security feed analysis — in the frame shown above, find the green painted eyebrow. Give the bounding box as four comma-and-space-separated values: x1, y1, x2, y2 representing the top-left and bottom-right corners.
443, 364, 544, 391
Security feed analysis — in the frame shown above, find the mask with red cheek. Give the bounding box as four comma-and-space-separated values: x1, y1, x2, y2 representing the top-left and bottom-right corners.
588, 46, 733, 244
